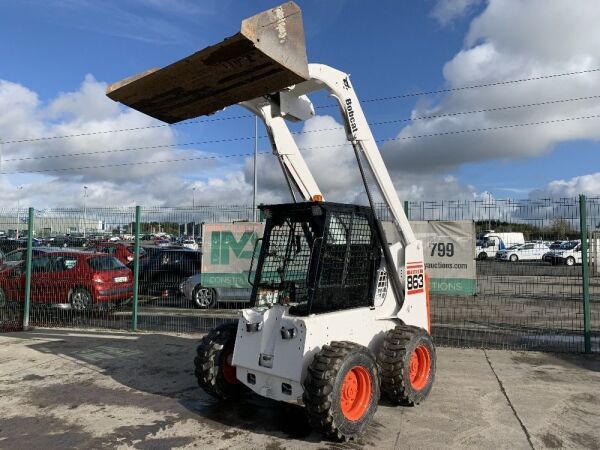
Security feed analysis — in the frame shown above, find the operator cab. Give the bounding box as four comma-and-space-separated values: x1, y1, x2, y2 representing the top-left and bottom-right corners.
249, 202, 383, 316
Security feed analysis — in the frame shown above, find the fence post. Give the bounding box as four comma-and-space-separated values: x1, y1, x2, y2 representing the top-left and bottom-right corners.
579, 194, 591, 353
22, 207, 34, 331
403, 200, 410, 220
131, 206, 141, 332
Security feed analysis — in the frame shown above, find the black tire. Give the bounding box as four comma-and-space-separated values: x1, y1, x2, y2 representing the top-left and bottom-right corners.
566, 256, 575, 266
193, 286, 217, 309
194, 322, 247, 400
478, 252, 487, 260
70, 287, 93, 311
509, 254, 518, 262
0, 287, 6, 308
378, 325, 436, 406
303, 341, 380, 441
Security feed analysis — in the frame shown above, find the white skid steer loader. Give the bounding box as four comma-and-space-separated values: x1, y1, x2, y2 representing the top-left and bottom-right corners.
107, 2, 435, 441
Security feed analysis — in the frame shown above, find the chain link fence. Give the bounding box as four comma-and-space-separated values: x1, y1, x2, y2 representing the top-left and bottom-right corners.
0, 198, 597, 352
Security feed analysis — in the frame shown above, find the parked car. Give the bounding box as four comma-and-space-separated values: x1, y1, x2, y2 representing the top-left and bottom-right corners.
0, 247, 68, 268
139, 249, 202, 297
495, 244, 523, 260
499, 242, 550, 262
46, 235, 89, 248
179, 274, 252, 309
0, 238, 33, 253
543, 241, 580, 265
548, 241, 564, 250
549, 242, 585, 266
92, 242, 146, 267
476, 232, 525, 260
0, 251, 132, 310
181, 239, 199, 251
154, 237, 172, 247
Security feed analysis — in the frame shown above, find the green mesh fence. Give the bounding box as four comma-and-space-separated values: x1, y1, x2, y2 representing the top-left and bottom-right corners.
0, 199, 596, 352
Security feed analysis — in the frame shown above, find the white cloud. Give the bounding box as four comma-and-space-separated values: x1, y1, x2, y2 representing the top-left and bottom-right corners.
530, 173, 600, 199
386, 0, 600, 174
430, 0, 483, 26
243, 115, 477, 205
5, 0, 600, 210
0, 76, 228, 207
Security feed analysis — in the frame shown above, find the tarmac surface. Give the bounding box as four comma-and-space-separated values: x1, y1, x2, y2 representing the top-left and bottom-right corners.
0, 329, 599, 449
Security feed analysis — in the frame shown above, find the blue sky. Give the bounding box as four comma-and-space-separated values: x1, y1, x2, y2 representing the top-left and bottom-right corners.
1, 0, 600, 207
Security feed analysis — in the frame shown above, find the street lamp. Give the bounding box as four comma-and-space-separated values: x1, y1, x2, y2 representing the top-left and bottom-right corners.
253, 116, 258, 222
16, 186, 23, 239
83, 186, 88, 238
487, 192, 492, 231
191, 187, 196, 239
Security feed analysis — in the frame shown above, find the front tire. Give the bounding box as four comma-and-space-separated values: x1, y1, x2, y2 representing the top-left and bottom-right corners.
193, 286, 217, 309
194, 322, 246, 400
478, 252, 487, 260
303, 341, 380, 441
378, 325, 436, 406
509, 254, 518, 262
566, 256, 575, 266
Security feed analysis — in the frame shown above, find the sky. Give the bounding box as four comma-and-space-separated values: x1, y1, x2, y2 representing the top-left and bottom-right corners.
1, 0, 600, 208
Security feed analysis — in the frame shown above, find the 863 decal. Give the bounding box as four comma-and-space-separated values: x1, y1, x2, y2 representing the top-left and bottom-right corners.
406, 261, 425, 295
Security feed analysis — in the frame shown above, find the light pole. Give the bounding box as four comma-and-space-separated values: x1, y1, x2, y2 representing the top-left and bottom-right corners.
191, 187, 196, 239
83, 186, 88, 238
16, 186, 23, 239
253, 116, 258, 222
487, 192, 492, 231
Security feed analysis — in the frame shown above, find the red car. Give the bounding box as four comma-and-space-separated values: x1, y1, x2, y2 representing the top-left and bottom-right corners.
0, 251, 132, 310
92, 242, 145, 267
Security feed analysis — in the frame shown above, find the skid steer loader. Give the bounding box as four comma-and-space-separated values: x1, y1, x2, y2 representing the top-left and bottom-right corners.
106, 2, 435, 441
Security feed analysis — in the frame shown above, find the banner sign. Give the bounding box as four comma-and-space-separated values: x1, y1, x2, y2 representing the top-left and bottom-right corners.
201, 222, 264, 288
410, 220, 476, 296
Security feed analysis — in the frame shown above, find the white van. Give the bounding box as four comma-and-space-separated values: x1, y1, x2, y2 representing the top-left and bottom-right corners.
476, 232, 525, 260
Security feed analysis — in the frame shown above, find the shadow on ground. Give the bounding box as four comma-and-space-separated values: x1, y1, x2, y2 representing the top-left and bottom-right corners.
8, 329, 349, 447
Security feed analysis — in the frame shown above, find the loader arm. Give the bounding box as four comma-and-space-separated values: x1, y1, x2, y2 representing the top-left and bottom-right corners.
105, 1, 425, 312
241, 98, 323, 202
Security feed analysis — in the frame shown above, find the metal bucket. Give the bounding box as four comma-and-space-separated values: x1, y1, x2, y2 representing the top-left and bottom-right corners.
106, 2, 309, 123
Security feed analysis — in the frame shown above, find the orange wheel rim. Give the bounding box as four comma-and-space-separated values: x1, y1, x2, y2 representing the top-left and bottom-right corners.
340, 366, 372, 421
221, 348, 239, 385
409, 345, 431, 390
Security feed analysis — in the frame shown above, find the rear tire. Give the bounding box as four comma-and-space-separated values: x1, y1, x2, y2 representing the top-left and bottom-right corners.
303, 341, 380, 441
70, 288, 92, 311
0, 287, 6, 308
478, 252, 487, 260
378, 325, 436, 406
193, 286, 217, 309
566, 256, 575, 266
194, 322, 247, 400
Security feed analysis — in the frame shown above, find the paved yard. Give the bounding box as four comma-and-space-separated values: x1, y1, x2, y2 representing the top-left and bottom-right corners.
0, 329, 598, 449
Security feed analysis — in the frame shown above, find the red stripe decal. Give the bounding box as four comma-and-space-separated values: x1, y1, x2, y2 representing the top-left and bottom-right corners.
407, 288, 424, 295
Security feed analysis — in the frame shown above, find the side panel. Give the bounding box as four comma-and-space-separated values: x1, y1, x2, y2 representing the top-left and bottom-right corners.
398, 241, 430, 332
232, 305, 398, 403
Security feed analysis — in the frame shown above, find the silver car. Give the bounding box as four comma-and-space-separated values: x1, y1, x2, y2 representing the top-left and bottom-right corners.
180, 274, 252, 309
